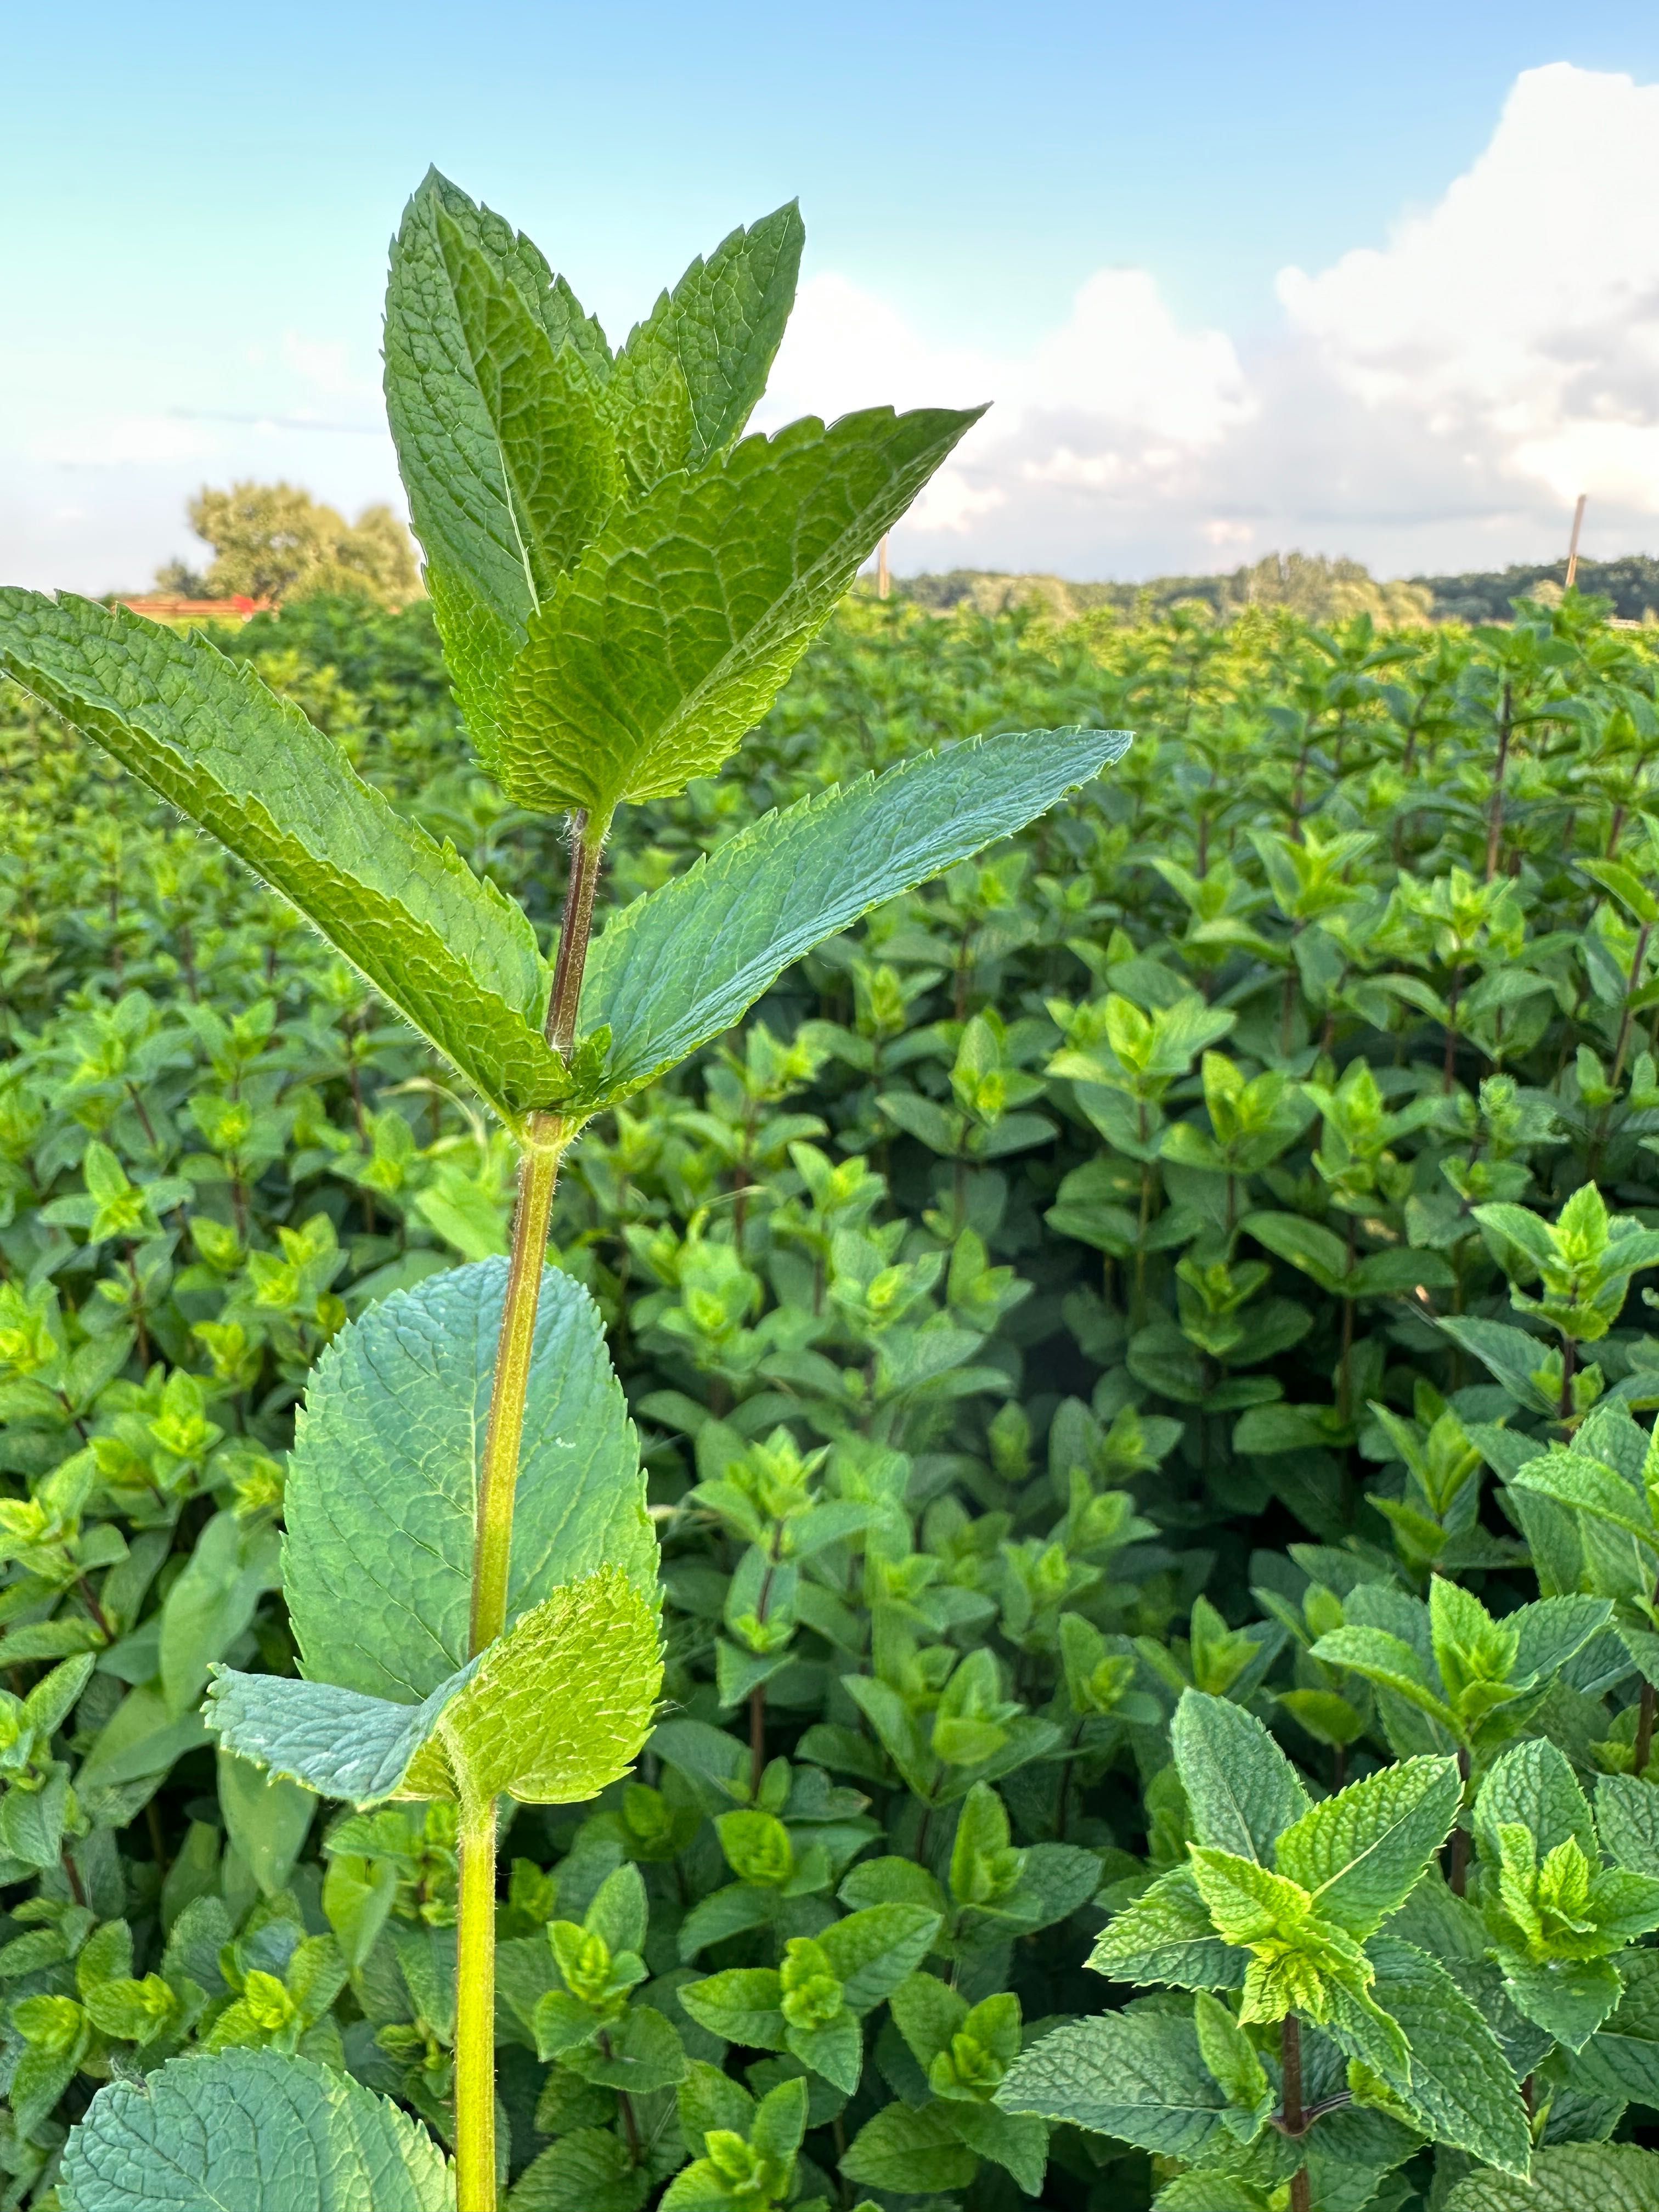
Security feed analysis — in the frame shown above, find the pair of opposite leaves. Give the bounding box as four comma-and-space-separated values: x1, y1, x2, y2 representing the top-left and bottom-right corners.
0, 172, 1128, 1127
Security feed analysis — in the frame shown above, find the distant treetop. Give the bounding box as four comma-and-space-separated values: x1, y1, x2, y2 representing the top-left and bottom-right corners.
891, 549, 1659, 628
155, 481, 423, 611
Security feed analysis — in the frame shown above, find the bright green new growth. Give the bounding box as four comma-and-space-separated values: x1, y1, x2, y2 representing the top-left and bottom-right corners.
1003, 1690, 1533, 2190
8, 171, 1127, 2212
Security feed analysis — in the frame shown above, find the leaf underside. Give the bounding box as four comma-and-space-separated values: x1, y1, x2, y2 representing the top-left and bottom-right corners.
207, 1567, 662, 1809
281, 1258, 653, 1703
0, 590, 566, 1123
578, 726, 1131, 1105
62, 2047, 453, 2211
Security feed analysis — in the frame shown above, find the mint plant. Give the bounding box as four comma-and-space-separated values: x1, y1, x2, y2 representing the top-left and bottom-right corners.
0, 176, 1124, 2210
995, 1692, 1539, 2209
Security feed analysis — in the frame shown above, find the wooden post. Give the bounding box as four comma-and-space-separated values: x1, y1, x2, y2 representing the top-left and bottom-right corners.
877, 535, 890, 601
1565, 493, 1587, 590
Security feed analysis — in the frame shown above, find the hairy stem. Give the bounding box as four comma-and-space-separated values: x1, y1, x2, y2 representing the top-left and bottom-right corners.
453, 1792, 498, 2212
1635, 1681, 1656, 1780
468, 1131, 565, 1656
1484, 681, 1513, 883
545, 809, 610, 1057
453, 809, 608, 2212
1283, 2013, 1312, 2212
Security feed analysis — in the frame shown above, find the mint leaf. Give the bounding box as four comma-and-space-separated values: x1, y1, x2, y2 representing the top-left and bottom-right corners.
838, 2101, 980, 2196
606, 203, 803, 486
0, 591, 565, 1123
62, 2048, 451, 2210
1170, 1688, 1311, 1863
385, 168, 612, 636
283, 1259, 652, 1702
945, 2100, 1048, 2196
1509, 1445, 1658, 1548
208, 1568, 660, 1809
578, 727, 1131, 1105
1192, 1990, 1271, 2132
206, 1663, 473, 1807
995, 2012, 1230, 2159
494, 406, 984, 816
1597, 1775, 1659, 1875
1273, 1755, 1460, 1936
1088, 1865, 1246, 1990
1476, 1739, 1597, 1866
1510, 1594, 1614, 1683
817, 1903, 941, 2013
1442, 2143, 1659, 2212
1502, 1955, 1624, 2051
1367, 1935, 1531, 2176
676, 1966, 787, 2049
1307, 1624, 1459, 1734
409, 1567, 662, 1804
1572, 1949, 1659, 2102
511, 2128, 647, 2212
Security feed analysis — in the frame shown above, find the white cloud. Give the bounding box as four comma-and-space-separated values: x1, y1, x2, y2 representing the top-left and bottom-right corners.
763, 63, 1659, 579
8, 63, 1659, 591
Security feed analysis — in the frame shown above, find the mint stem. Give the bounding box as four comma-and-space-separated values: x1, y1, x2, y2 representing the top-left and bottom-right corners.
455, 806, 608, 2212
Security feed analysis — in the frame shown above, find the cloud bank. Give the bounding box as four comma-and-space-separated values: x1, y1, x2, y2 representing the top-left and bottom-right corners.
763, 63, 1659, 579
6, 63, 1659, 592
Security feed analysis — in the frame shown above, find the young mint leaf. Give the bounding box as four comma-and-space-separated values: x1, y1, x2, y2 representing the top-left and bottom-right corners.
605, 204, 804, 485
578, 727, 1132, 1106
888, 1972, 968, 2072
1169, 1688, 1311, 1863
1087, 1865, 1246, 1991
0, 591, 566, 1124
1272, 1754, 1461, 1937
494, 406, 984, 817
283, 1259, 652, 1703
1366, 1935, 1531, 2177
385, 168, 613, 637
62, 2048, 450, 2211
434, 212, 619, 602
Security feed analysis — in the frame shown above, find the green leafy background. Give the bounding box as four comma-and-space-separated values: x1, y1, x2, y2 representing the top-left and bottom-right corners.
8, 583, 1659, 2207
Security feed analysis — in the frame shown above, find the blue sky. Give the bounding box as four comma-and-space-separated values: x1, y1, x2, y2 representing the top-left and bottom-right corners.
9, 3, 1659, 588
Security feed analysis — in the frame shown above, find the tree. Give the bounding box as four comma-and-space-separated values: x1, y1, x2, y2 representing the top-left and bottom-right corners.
159, 481, 422, 608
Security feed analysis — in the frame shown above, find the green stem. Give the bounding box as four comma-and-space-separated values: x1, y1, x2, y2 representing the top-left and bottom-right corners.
454, 1792, 498, 2212
453, 808, 608, 2212
468, 1132, 566, 1656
